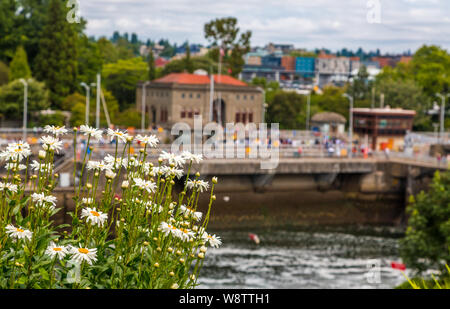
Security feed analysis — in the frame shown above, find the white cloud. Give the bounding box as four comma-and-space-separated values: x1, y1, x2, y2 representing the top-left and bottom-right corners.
79, 0, 450, 53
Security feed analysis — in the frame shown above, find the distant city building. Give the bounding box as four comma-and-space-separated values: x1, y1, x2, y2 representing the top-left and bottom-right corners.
352, 107, 416, 151
295, 57, 316, 78
136, 73, 263, 129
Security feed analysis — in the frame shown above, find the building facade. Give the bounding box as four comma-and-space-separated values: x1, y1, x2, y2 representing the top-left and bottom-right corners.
136, 73, 264, 129
352, 107, 416, 151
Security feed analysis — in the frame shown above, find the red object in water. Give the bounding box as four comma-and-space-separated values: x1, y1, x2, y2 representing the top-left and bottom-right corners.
248, 233, 260, 244
391, 262, 406, 271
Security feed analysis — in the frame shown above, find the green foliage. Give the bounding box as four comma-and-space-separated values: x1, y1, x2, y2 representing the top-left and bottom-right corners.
148, 50, 156, 81
102, 57, 147, 111
161, 56, 217, 76
204, 17, 251, 77
116, 108, 142, 128
34, 0, 78, 109
410, 45, 450, 97
38, 112, 66, 127
0, 61, 9, 86
0, 78, 49, 119
313, 86, 349, 119
266, 91, 305, 129
400, 171, 450, 274
77, 35, 103, 86
9, 46, 31, 81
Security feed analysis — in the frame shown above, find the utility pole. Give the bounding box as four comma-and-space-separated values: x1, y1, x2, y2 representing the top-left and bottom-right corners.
19, 79, 28, 141
96, 73, 101, 128
80, 82, 91, 125
306, 93, 311, 130
141, 81, 150, 131
343, 94, 354, 158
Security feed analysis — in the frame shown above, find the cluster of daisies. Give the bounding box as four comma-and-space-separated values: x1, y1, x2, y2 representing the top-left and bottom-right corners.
5, 226, 98, 265
0, 124, 221, 288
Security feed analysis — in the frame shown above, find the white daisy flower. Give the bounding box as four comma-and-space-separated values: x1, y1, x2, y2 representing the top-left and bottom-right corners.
45, 242, 69, 260
0, 182, 18, 193
1, 141, 32, 162
81, 207, 108, 227
86, 160, 112, 172
186, 179, 210, 193
182, 151, 203, 164
105, 169, 116, 179
159, 222, 182, 239
80, 125, 103, 141
4, 163, 26, 171
5, 224, 33, 241
178, 228, 195, 242
31, 192, 57, 206
160, 166, 184, 179
70, 246, 98, 265
203, 233, 222, 248
180, 205, 203, 222
30, 160, 53, 172
39, 135, 63, 153
159, 151, 186, 167
107, 128, 130, 143
136, 134, 159, 147
104, 154, 123, 170
44, 125, 68, 136
133, 178, 157, 193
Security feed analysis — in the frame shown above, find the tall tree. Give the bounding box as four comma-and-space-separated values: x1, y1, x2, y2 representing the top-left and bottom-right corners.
0, 61, 9, 86
9, 46, 31, 81
204, 17, 251, 77
185, 44, 193, 73
34, 0, 78, 109
148, 49, 156, 81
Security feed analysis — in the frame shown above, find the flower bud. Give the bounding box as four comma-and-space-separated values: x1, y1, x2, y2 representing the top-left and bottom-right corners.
169, 271, 175, 277
171, 283, 178, 289
153, 262, 159, 268
198, 252, 205, 259
39, 151, 46, 160
121, 180, 129, 189
212, 177, 218, 184
195, 172, 200, 177
179, 258, 185, 264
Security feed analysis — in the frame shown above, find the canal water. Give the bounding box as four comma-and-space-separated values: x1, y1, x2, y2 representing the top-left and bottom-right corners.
199, 228, 408, 289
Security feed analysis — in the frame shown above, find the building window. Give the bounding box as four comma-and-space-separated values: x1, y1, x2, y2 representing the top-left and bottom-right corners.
188, 109, 193, 118
236, 95, 240, 100
243, 95, 247, 100
248, 112, 253, 123
189, 93, 193, 98
250, 95, 254, 100
181, 109, 186, 118
181, 93, 185, 98
235, 112, 241, 123
197, 93, 201, 99
194, 109, 200, 116
242, 113, 247, 124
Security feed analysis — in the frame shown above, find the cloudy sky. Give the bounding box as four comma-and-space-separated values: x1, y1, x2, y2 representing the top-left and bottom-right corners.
78, 0, 450, 53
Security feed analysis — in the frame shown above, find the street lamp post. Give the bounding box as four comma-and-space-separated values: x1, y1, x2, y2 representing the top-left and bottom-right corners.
80, 82, 90, 125
19, 79, 28, 141
343, 94, 354, 158
141, 81, 151, 131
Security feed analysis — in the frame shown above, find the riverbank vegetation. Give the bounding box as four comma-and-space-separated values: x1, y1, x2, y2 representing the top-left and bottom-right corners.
0, 125, 220, 289
398, 170, 450, 289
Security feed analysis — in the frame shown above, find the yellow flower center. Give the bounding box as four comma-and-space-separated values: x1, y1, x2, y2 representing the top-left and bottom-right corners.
90, 210, 100, 217
53, 248, 62, 252
16, 228, 24, 233
78, 248, 89, 254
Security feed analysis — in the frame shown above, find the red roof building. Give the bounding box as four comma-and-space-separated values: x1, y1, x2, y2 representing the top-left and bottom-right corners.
137, 73, 262, 129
